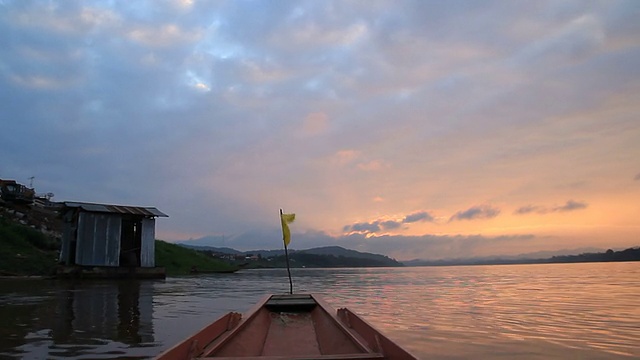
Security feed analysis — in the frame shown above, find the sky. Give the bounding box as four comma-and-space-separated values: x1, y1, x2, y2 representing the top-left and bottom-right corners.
1, 0, 639, 260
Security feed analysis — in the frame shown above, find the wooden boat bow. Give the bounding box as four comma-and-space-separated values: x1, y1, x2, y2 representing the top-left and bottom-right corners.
155, 294, 417, 360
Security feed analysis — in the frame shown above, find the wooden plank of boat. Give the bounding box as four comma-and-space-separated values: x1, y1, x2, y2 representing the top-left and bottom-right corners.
155, 294, 417, 360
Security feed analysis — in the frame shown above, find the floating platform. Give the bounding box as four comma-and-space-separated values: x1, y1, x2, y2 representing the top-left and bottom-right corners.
55, 265, 166, 279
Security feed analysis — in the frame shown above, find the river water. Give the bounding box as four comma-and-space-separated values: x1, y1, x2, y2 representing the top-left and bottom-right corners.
0, 262, 638, 359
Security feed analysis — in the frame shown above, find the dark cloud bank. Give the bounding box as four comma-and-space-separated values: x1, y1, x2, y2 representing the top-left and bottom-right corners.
514, 200, 588, 215
449, 205, 500, 222
343, 210, 434, 234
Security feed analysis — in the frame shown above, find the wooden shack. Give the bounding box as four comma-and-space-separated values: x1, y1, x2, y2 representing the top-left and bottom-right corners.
58, 201, 168, 278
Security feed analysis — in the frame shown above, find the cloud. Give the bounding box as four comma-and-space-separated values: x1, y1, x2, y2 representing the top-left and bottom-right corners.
328, 150, 388, 172
403, 211, 434, 223
289, 21, 368, 47
515, 200, 588, 215
350, 233, 538, 261
128, 24, 203, 48
554, 200, 588, 212
449, 205, 500, 222
300, 112, 329, 136
1, 1, 637, 257
514, 205, 546, 215
356, 159, 389, 171
332, 150, 361, 165
635, 173, 640, 181
344, 221, 380, 233
379, 220, 401, 230
343, 219, 401, 234
512, 14, 605, 68
343, 210, 435, 235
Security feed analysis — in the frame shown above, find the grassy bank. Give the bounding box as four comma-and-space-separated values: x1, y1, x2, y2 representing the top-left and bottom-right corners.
155, 240, 238, 275
0, 217, 237, 276
0, 218, 59, 276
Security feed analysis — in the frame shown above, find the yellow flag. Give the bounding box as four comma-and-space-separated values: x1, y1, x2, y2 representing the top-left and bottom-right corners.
280, 212, 296, 246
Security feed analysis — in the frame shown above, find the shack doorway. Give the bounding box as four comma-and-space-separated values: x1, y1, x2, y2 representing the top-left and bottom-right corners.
120, 217, 142, 267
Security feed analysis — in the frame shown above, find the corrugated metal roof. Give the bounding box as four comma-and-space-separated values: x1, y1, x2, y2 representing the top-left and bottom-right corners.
63, 201, 168, 217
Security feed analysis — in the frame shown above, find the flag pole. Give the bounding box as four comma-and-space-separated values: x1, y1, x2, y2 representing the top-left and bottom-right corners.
281, 209, 294, 295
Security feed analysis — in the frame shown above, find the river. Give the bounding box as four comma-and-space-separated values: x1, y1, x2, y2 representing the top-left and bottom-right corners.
0, 262, 638, 359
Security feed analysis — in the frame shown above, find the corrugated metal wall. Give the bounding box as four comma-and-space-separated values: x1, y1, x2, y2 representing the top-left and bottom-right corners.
140, 218, 155, 267
76, 212, 122, 266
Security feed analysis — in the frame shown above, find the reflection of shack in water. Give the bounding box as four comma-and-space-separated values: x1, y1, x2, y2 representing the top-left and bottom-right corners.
53, 281, 154, 345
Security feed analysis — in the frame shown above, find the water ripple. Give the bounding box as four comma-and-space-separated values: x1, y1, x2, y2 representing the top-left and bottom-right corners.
0, 262, 638, 359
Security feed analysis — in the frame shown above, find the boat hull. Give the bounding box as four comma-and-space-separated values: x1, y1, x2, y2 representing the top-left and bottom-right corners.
155, 294, 417, 360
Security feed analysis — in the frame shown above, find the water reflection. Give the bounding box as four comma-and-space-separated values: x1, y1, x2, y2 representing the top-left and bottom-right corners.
291, 264, 640, 359
1, 263, 639, 359
0, 280, 155, 359
53, 281, 153, 345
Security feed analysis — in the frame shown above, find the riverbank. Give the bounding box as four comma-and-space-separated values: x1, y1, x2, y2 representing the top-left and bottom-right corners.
0, 217, 59, 276
0, 216, 237, 277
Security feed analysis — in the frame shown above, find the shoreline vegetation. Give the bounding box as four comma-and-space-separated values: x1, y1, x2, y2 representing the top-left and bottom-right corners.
403, 247, 640, 267
155, 240, 238, 275
0, 215, 238, 277
0, 213, 638, 278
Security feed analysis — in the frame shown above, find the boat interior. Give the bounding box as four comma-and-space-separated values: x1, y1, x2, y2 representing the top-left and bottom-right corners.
156, 294, 414, 360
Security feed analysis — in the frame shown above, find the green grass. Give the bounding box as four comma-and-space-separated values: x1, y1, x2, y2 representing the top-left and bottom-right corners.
0, 216, 237, 277
155, 240, 238, 275
0, 218, 59, 276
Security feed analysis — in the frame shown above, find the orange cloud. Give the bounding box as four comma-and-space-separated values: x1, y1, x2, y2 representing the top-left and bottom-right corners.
301, 112, 329, 136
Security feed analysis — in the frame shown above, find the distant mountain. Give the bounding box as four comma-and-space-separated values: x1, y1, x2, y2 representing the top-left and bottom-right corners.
178, 244, 284, 257
177, 243, 402, 268
403, 247, 605, 266
300, 246, 398, 262
178, 244, 396, 261
261, 246, 403, 268
179, 244, 243, 254
178, 236, 228, 248
548, 247, 640, 263
402, 247, 640, 267
500, 247, 604, 260
284, 251, 402, 268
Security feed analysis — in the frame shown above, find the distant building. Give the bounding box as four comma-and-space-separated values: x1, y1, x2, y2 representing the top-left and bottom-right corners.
59, 202, 168, 268
0, 178, 35, 204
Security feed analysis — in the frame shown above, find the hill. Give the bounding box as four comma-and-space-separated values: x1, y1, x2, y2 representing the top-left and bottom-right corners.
180, 244, 399, 261
300, 246, 397, 262
155, 240, 238, 275
548, 247, 640, 263
179, 244, 403, 268
179, 244, 244, 254
284, 251, 402, 268
403, 247, 640, 266
236, 252, 402, 269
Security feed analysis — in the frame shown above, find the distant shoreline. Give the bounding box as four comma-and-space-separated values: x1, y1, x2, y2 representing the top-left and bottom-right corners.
403, 247, 640, 267
404, 259, 640, 267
